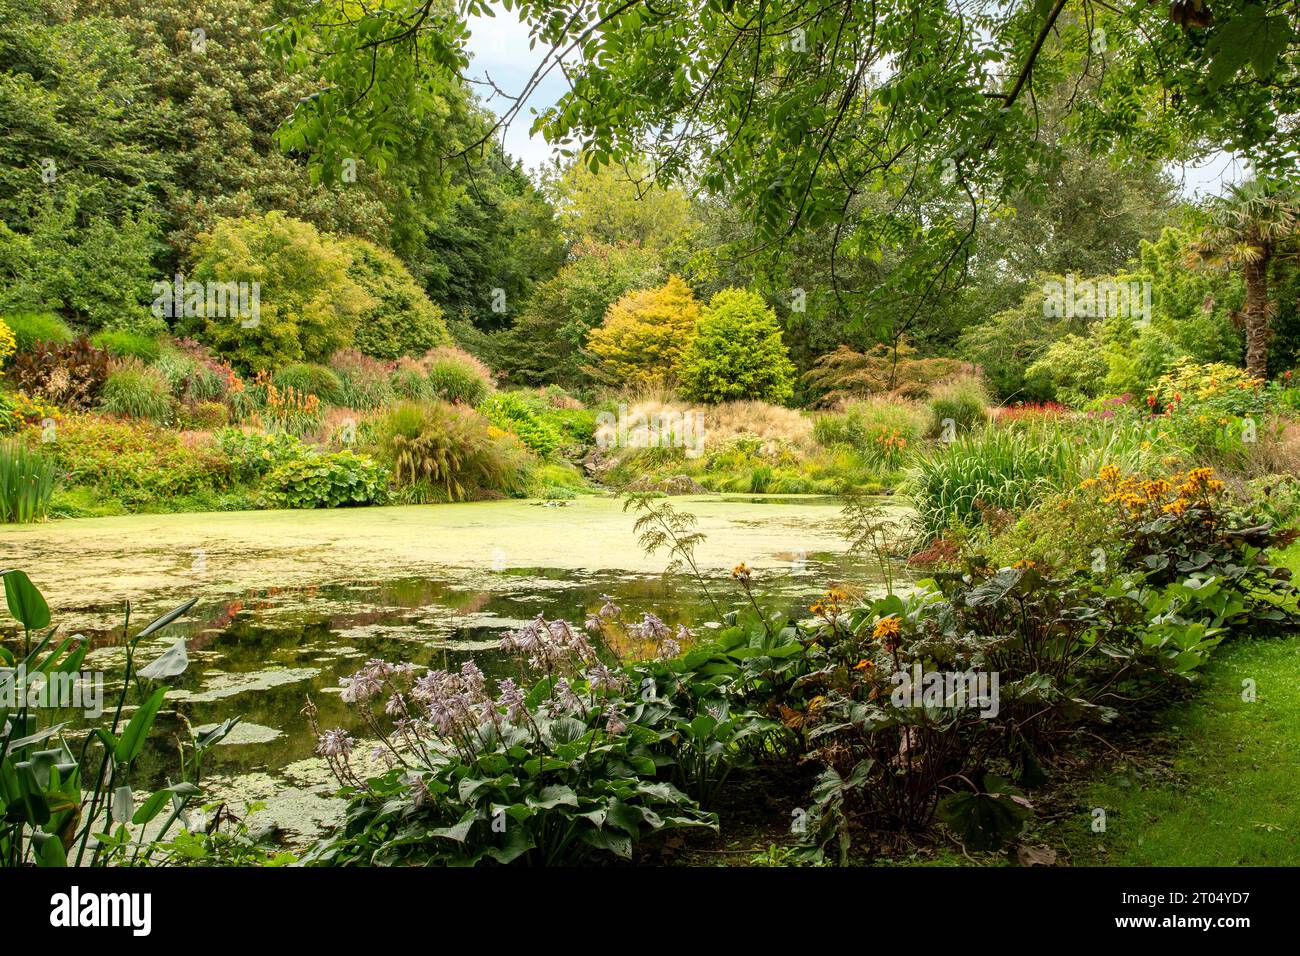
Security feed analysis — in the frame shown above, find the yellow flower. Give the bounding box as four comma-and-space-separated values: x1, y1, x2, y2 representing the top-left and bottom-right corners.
731, 562, 751, 582
872, 616, 901, 641
853, 659, 875, 671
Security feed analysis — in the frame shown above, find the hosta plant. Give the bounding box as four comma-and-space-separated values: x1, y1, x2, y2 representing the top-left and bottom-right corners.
304, 615, 717, 866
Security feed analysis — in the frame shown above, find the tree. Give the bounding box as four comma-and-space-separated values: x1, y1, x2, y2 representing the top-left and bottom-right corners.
423, 146, 565, 330
541, 157, 695, 251
1188, 179, 1299, 378
586, 275, 700, 389
344, 237, 450, 359
271, 2, 1300, 339
498, 242, 663, 388
183, 212, 371, 372
679, 288, 796, 404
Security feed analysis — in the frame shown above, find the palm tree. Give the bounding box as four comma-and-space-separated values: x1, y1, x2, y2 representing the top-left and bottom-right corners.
1188, 178, 1299, 380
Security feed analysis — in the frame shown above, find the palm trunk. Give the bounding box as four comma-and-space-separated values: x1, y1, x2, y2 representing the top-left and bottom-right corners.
1243, 254, 1271, 380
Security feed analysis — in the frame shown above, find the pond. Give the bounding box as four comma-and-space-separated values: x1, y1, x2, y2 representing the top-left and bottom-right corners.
0, 494, 913, 844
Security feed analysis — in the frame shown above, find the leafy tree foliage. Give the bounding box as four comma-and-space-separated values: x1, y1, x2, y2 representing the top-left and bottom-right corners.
273, 2, 1300, 356
344, 237, 450, 359
541, 157, 696, 251
497, 242, 663, 388
586, 275, 701, 389
679, 288, 796, 404
183, 212, 370, 372
423, 146, 565, 330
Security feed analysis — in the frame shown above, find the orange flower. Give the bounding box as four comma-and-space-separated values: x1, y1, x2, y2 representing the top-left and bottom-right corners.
872, 616, 901, 641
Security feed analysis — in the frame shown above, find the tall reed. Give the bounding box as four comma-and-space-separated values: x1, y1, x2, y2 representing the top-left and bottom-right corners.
0, 441, 56, 523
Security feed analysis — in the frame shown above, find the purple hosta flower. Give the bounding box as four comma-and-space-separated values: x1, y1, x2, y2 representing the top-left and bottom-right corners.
459, 661, 486, 698
411, 669, 452, 706
603, 703, 627, 736
656, 624, 689, 659
406, 772, 430, 808
370, 744, 396, 769
553, 676, 583, 712
549, 617, 597, 663
500, 614, 546, 655
598, 595, 621, 620
585, 661, 627, 695
316, 728, 354, 758
628, 612, 670, 642
384, 692, 408, 717
339, 668, 383, 704
496, 678, 528, 724
584, 613, 604, 635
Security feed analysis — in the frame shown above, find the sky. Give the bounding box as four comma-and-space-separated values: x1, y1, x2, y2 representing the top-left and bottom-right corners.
464, 9, 1244, 199
464, 9, 568, 171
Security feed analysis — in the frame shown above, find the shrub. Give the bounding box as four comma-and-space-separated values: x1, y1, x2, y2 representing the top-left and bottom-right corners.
5, 336, 109, 410
343, 237, 450, 359
0, 390, 59, 433
804, 338, 970, 406
179, 401, 229, 430
305, 648, 716, 865
424, 345, 494, 405
329, 349, 395, 411
272, 363, 344, 404
389, 358, 435, 401
154, 339, 240, 404
925, 374, 989, 438
0, 318, 13, 368
585, 275, 701, 388
1024, 333, 1107, 407
0, 441, 56, 523
98, 359, 175, 422
813, 397, 928, 468
44, 414, 233, 506
501, 242, 664, 388
91, 329, 162, 363
184, 212, 371, 372
375, 400, 527, 501
480, 392, 569, 458
261, 449, 388, 509
1152, 358, 1265, 416
678, 288, 796, 404
218, 428, 311, 482
2, 310, 72, 353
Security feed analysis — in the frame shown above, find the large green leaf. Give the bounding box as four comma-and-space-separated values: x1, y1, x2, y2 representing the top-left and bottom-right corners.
114, 685, 168, 765
2, 570, 50, 630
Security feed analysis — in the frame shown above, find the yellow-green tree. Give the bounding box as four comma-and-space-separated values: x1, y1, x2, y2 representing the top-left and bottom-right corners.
585, 275, 701, 389
185, 212, 371, 372
544, 159, 695, 251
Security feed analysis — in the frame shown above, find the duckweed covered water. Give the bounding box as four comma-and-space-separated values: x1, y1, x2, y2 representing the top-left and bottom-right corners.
0, 495, 913, 843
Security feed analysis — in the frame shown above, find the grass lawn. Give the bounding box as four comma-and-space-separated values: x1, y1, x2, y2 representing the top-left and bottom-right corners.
1039, 540, 1300, 865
